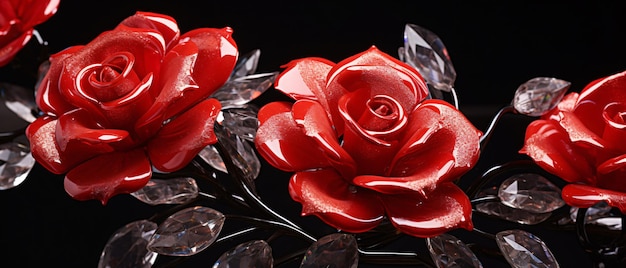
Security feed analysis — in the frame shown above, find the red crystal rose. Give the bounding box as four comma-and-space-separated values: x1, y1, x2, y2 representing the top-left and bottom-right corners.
25, 11, 238, 204
254, 46, 482, 238
521, 70, 626, 213
0, 0, 59, 67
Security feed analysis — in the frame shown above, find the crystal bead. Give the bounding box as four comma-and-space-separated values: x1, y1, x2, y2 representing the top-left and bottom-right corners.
0, 142, 35, 190
98, 220, 158, 268
496, 229, 559, 268
427, 233, 483, 268
400, 24, 456, 92
147, 206, 225, 256
131, 177, 199, 205
475, 187, 551, 225
512, 77, 570, 117
212, 240, 274, 268
300, 233, 358, 268
498, 173, 565, 213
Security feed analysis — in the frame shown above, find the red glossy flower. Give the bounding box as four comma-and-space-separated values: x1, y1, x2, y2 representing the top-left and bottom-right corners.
254, 46, 482, 238
0, 0, 59, 67
520, 70, 626, 213
25, 11, 238, 204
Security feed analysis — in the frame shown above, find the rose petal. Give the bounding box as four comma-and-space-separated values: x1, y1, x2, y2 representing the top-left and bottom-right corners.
289, 169, 384, 233
256, 101, 292, 124
0, 30, 31, 67
562, 184, 626, 214
119, 11, 180, 49
520, 120, 595, 184
64, 148, 152, 204
255, 105, 349, 173
275, 57, 334, 101
25, 116, 67, 173
147, 98, 221, 172
596, 154, 626, 192
56, 109, 133, 153
573, 70, 626, 134
35, 46, 83, 116
13, 0, 59, 29
558, 110, 606, 149
291, 99, 355, 178
380, 182, 473, 238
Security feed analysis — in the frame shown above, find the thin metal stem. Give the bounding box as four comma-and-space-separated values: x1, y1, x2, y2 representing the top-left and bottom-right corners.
479, 105, 517, 148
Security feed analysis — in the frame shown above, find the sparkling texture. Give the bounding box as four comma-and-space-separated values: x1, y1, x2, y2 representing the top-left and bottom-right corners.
98, 220, 158, 268
427, 233, 483, 268
496, 229, 559, 268
212, 240, 273, 268
513, 77, 570, 116
131, 177, 199, 205
498, 173, 565, 213
0, 142, 35, 190
300, 233, 358, 268
399, 24, 456, 92
475, 186, 551, 225
147, 206, 225, 256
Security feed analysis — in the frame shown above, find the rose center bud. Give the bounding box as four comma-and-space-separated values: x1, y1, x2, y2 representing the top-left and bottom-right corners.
601, 102, 626, 151
81, 52, 140, 102
358, 95, 400, 131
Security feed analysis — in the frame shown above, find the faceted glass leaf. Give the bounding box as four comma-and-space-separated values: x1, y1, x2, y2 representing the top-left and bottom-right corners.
131, 177, 199, 205
213, 72, 278, 109
217, 105, 260, 141
496, 229, 559, 268
98, 219, 158, 268
427, 233, 483, 268
0, 82, 38, 123
498, 173, 565, 213
512, 77, 570, 117
147, 206, 225, 256
212, 240, 274, 268
199, 124, 261, 182
0, 142, 35, 190
300, 233, 358, 268
231, 49, 261, 79
475, 186, 551, 225
401, 24, 456, 92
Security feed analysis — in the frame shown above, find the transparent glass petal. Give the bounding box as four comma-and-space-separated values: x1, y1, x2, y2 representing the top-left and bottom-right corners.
496, 229, 559, 268
213, 72, 278, 109
212, 240, 274, 268
427, 233, 483, 268
401, 24, 456, 92
0, 83, 38, 123
475, 186, 552, 225
217, 105, 260, 141
98, 219, 159, 268
231, 49, 261, 79
0, 142, 35, 190
199, 124, 260, 182
147, 206, 225, 256
498, 173, 565, 213
512, 77, 570, 116
131, 177, 199, 205
300, 233, 358, 268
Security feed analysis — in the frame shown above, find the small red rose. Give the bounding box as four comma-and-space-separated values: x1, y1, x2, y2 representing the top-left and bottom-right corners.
26, 11, 238, 204
521, 70, 626, 213
0, 0, 59, 67
254, 46, 482, 238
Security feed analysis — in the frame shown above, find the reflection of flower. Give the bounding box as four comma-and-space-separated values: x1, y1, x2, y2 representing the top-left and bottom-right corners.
0, 0, 59, 67
25, 11, 238, 204
254, 46, 482, 237
521, 70, 626, 213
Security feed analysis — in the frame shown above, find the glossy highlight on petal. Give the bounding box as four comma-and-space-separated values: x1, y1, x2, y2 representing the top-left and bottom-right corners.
561, 184, 626, 214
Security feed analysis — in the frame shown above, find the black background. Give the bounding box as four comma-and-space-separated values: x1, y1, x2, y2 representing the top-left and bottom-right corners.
1, 1, 626, 267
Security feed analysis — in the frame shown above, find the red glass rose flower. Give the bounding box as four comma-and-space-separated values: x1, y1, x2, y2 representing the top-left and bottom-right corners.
0, 0, 59, 67
521, 70, 626, 213
25, 11, 238, 204
254, 46, 482, 238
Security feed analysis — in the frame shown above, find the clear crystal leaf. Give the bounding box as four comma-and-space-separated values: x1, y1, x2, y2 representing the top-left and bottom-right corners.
213, 72, 278, 109
498, 173, 565, 213
147, 206, 225, 256
300, 233, 358, 268
427, 233, 483, 268
475, 187, 551, 225
98, 219, 159, 268
401, 24, 456, 92
217, 105, 260, 141
571, 202, 623, 231
212, 240, 274, 268
231, 49, 261, 79
0, 82, 38, 123
0, 142, 35, 190
496, 229, 560, 268
199, 124, 260, 183
512, 77, 570, 116
131, 177, 199, 205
